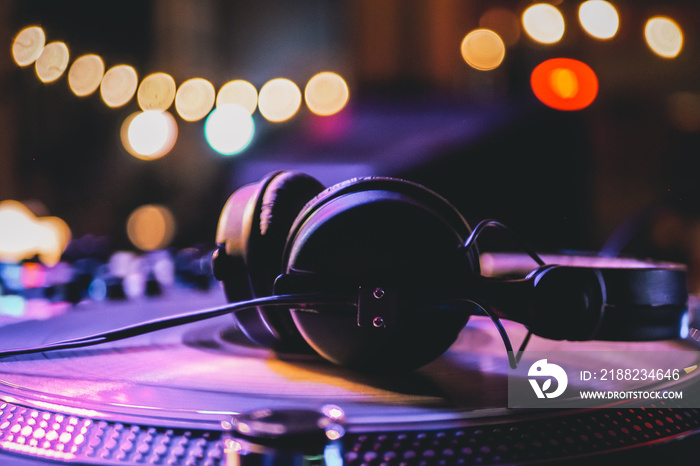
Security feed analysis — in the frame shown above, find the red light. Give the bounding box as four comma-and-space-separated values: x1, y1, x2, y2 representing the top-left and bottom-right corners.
530, 58, 598, 111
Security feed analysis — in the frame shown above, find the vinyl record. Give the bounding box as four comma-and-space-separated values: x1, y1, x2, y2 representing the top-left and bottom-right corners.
0, 288, 698, 465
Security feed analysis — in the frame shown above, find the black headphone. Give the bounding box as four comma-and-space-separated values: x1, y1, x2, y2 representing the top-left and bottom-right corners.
210, 171, 689, 372
0, 171, 689, 373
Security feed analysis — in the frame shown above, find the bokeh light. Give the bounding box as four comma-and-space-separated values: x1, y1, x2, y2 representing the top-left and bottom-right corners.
645, 16, 683, 58
0, 201, 38, 263
20, 262, 46, 289
35, 41, 69, 83
175, 78, 215, 122
0, 295, 25, 318
531, 58, 599, 111
123, 110, 178, 160
460, 29, 506, 71
138, 72, 176, 111
68, 54, 105, 97
258, 78, 302, 122
100, 64, 138, 108
35, 216, 71, 266
578, 1, 619, 40
304, 72, 350, 116
126, 205, 176, 251
217, 80, 258, 115
205, 104, 255, 156
479, 8, 521, 47
522, 3, 566, 45
12, 26, 46, 67
0, 262, 22, 291
120, 113, 139, 156
0, 200, 71, 266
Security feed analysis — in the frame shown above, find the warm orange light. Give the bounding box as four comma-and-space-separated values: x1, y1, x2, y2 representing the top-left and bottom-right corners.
35, 42, 70, 83
460, 29, 506, 71
126, 205, 176, 251
258, 78, 302, 122
100, 65, 138, 108
0, 200, 71, 265
530, 58, 598, 111
36, 216, 71, 266
304, 72, 350, 116
217, 80, 258, 115
175, 78, 215, 122
645, 16, 683, 58
550, 68, 578, 99
68, 54, 105, 97
138, 72, 176, 111
12, 26, 46, 67
0, 200, 37, 263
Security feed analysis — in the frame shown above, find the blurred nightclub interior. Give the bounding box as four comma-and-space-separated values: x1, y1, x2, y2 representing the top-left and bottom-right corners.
3, 1, 699, 264
2, 1, 700, 464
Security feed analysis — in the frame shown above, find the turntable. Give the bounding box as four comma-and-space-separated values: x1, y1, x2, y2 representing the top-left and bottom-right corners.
0, 173, 698, 465
0, 284, 699, 465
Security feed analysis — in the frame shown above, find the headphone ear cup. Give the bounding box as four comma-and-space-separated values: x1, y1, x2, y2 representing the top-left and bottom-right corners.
214, 181, 261, 301
281, 177, 476, 371
214, 171, 324, 351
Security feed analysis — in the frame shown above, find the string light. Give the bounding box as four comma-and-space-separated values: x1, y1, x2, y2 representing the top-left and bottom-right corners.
12, 3, 689, 151
304, 72, 350, 116
100, 64, 138, 108
137, 72, 176, 111
12, 24, 351, 161
175, 78, 215, 122
258, 78, 302, 122
35, 42, 69, 83
67, 54, 104, 97
217, 80, 258, 115
12, 26, 45, 67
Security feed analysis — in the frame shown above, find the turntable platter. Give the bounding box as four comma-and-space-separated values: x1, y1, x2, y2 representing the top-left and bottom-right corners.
0, 289, 698, 465
0, 288, 514, 426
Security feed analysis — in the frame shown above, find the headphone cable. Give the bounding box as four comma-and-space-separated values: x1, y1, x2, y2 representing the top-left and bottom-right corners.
0, 294, 357, 359
461, 219, 546, 369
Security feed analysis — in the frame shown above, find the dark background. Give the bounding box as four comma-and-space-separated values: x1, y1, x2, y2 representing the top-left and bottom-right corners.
3, 0, 700, 287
